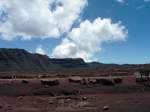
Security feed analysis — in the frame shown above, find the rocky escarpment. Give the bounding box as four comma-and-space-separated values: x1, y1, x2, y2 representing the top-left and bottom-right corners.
0, 48, 87, 71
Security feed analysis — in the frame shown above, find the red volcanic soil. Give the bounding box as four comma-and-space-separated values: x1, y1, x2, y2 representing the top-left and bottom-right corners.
0, 77, 149, 112
0, 93, 150, 112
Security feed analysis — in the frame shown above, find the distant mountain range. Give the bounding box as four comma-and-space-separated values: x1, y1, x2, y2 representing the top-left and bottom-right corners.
0, 48, 150, 73
0, 48, 88, 71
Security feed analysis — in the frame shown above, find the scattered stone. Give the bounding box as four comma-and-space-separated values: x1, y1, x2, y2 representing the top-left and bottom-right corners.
49, 99, 54, 104
103, 105, 109, 111
17, 96, 23, 100
67, 98, 71, 101
21, 80, 29, 84
82, 96, 87, 101
77, 101, 89, 107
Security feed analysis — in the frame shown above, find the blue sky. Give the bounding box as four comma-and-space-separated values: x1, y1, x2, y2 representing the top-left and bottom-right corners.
83, 0, 150, 64
0, 0, 150, 64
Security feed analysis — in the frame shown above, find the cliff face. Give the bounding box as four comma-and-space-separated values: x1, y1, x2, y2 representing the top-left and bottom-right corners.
0, 48, 87, 71
0, 48, 51, 71
49, 58, 87, 68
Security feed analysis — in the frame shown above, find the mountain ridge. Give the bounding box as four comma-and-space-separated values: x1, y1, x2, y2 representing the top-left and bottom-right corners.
0, 48, 88, 72
0, 48, 150, 73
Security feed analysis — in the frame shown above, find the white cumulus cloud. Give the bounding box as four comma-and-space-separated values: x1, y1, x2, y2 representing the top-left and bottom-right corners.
52, 18, 127, 61
0, 0, 128, 62
116, 0, 125, 3
35, 45, 46, 55
116, 0, 150, 4
144, 0, 150, 2
0, 0, 87, 40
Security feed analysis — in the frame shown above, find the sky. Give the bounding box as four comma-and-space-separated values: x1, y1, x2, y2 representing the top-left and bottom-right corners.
0, 0, 150, 64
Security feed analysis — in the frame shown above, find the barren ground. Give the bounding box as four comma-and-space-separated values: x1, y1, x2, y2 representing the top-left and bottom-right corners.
0, 93, 150, 112
0, 77, 149, 112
